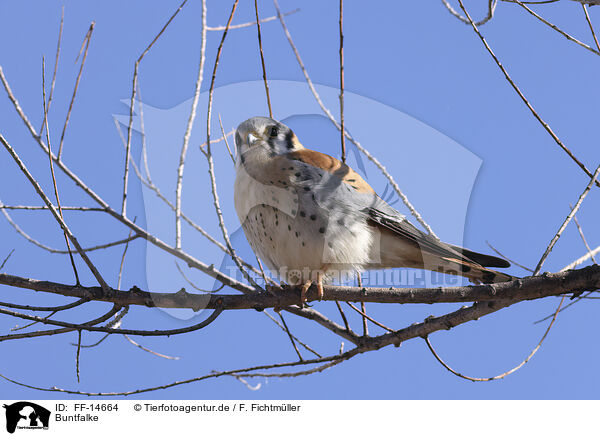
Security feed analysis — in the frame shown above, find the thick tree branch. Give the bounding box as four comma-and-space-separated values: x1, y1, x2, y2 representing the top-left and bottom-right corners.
1, 265, 598, 311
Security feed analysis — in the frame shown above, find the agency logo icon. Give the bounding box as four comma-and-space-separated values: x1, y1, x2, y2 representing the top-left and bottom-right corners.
3, 402, 50, 434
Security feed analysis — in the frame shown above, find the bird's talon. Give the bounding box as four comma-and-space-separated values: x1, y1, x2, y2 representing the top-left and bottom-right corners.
300, 280, 312, 308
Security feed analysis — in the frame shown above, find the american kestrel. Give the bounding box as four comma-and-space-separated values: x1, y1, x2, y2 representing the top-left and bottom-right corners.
234, 117, 513, 305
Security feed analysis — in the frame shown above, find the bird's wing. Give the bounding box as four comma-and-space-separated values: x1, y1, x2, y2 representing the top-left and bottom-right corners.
365, 207, 473, 263
274, 147, 512, 282
284, 149, 375, 194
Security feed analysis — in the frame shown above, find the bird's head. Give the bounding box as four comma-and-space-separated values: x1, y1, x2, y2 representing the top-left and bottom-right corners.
234, 117, 302, 165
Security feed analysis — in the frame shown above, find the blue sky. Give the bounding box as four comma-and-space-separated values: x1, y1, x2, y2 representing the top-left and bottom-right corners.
0, 0, 599, 399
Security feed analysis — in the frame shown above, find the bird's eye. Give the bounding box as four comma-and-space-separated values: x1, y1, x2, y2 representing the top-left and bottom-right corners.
269, 126, 279, 138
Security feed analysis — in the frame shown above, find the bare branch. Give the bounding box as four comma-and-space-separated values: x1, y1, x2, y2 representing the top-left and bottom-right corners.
582, 2, 600, 51
278, 312, 303, 361
345, 302, 394, 333
441, 0, 497, 26
39, 6, 64, 137
1, 265, 598, 312
334, 300, 351, 333
218, 114, 236, 163
456, 0, 600, 190
42, 56, 80, 285
254, 0, 273, 118
0, 304, 223, 338
339, 0, 346, 163
0, 249, 15, 271
0, 133, 110, 290
273, 0, 438, 238
561, 245, 600, 271
205, 0, 262, 291
533, 163, 600, 275
571, 206, 597, 265
206, 8, 299, 31
0, 304, 121, 342
123, 0, 188, 216
262, 310, 322, 358
424, 294, 564, 381
75, 330, 82, 382
57, 21, 94, 160
486, 241, 534, 273
513, 0, 600, 55
0, 71, 252, 292
123, 335, 180, 360
176, 0, 207, 249
0, 298, 88, 313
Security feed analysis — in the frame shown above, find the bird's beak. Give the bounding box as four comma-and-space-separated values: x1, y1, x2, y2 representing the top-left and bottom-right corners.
247, 133, 259, 146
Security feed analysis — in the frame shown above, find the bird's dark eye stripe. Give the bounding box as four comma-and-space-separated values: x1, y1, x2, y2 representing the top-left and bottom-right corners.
285, 130, 294, 149
269, 126, 279, 137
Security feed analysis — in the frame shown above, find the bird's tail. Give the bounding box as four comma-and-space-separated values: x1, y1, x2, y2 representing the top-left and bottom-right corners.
439, 255, 515, 284
369, 227, 516, 284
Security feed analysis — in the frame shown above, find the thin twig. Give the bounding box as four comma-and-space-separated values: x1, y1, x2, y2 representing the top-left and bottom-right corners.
42, 57, 80, 285
486, 241, 534, 273
334, 301, 351, 332
424, 295, 565, 381
513, 0, 600, 55
0, 249, 15, 271
76, 330, 82, 383
1, 203, 138, 254
262, 310, 322, 358
534, 253, 600, 323
345, 302, 394, 333
278, 312, 304, 361
115, 117, 241, 262
456, 0, 600, 190
135, 82, 152, 183
57, 22, 95, 160
356, 273, 368, 336
273, 0, 438, 237
0, 304, 121, 342
571, 205, 597, 264
231, 375, 261, 390
176, 0, 206, 249
0, 298, 88, 313
123, 0, 188, 216
533, 164, 600, 275
206, 8, 299, 31
175, 261, 225, 293
255, 0, 273, 118
11, 311, 58, 333
0, 205, 105, 211
339, 0, 346, 163
561, 245, 600, 271
205, 0, 261, 291
123, 335, 180, 360
218, 114, 236, 163
39, 6, 64, 137
441, 0, 497, 26
117, 218, 136, 289
0, 305, 223, 338
582, 3, 600, 51
0, 133, 109, 291
501, 0, 559, 3
0, 349, 359, 396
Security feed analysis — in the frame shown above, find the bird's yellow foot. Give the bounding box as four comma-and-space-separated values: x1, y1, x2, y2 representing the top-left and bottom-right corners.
316, 271, 324, 300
